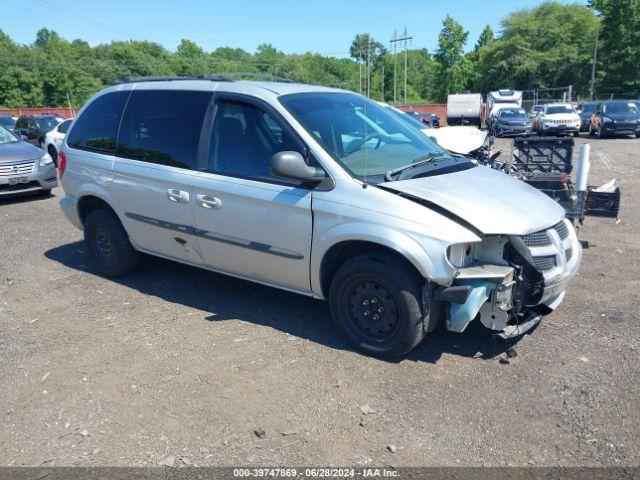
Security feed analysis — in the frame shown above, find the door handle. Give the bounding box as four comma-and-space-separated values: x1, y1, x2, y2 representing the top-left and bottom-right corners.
167, 188, 190, 204
197, 194, 222, 209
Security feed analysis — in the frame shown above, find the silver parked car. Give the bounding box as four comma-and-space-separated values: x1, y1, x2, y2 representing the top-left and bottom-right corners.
59, 78, 581, 357
0, 125, 57, 198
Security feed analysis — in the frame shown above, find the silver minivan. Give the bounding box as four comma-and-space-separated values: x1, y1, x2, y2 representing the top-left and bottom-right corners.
59, 78, 581, 357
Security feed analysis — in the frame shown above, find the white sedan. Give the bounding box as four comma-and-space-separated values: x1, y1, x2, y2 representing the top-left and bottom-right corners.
43, 118, 73, 166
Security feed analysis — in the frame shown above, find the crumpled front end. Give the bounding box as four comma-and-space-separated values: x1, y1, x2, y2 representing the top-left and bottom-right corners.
433, 218, 581, 338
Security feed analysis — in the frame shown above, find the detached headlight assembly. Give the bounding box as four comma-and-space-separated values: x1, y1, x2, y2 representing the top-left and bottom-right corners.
39, 152, 53, 167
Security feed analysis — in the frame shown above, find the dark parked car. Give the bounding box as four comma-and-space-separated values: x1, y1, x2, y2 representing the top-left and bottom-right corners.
490, 107, 532, 137
577, 102, 598, 132
14, 114, 63, 148
529, 105, 543, 118
0, 115, 17, 132
589, 101, 640, 138
404, 110, 440, 128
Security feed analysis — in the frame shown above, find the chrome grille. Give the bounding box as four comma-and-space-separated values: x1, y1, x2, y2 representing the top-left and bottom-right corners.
523, 231, 551, 246
565, 247, 573, 261
0, 161, 35, 177
554, 220, 569, 239
533, 255, 556, 271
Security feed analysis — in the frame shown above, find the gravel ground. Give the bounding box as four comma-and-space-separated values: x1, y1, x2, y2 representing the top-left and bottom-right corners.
0, 134, 638, 468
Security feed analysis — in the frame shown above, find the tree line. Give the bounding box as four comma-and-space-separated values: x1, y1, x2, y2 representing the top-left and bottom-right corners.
0, 0, 637, 109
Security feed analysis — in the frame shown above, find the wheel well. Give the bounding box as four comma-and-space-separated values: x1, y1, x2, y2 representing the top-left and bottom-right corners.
77, 195, 116, 225
320, 241, 424, 298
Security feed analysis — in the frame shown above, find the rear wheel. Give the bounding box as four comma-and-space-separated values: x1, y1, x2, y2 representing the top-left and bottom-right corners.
84, 209, 140, 277
329, 253, 425, 358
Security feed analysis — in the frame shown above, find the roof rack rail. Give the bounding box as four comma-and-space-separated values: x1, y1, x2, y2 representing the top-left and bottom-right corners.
216, 72, 295, 83
118, 74, 235, 84
117, 72, 299, 85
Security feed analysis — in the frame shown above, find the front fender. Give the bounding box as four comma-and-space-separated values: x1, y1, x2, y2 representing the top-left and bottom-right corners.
310, 222, 456, 299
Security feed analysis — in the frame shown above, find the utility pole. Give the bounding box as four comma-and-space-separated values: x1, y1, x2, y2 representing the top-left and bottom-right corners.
390, 28, 411, 105
66, 92, 73, 117
403, 27, 411, 105
381, 63, 385, 102
391, 29, 397, 104
589, 24, 599, 101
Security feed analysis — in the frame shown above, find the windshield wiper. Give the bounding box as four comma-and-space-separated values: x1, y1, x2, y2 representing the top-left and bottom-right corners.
384, 152, 447, 181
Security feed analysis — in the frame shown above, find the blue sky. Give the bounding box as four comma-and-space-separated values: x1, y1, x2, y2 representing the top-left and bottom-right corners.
4, 0, 584, 56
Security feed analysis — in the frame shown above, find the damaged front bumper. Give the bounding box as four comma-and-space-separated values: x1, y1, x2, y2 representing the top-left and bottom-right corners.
434, 219, 582, 337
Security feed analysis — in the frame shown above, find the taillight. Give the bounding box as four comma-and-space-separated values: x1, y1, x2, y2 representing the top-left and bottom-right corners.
58, 151, 67, 178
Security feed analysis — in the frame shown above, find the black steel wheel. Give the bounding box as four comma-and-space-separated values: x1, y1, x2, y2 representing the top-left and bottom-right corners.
329, 252, 425, 357
84, 209, 140, 277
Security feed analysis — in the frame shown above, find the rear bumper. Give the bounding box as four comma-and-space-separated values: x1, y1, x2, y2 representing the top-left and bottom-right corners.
59, 194, 83, 230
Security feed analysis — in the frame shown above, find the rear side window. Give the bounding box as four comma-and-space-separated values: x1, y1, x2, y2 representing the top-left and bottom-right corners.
67, 92, 129, 153
58, 119, 72, 134
116, 90, 212, 170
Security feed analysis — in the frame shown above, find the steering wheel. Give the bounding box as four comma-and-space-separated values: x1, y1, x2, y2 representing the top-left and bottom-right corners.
346, 132, 382, 154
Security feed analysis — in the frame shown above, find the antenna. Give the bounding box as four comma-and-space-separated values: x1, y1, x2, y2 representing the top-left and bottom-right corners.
363, 51, 369, 189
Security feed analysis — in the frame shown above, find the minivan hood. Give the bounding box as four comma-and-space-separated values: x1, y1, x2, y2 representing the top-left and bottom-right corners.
379, 164, 565, 235
0, 141, 42, 163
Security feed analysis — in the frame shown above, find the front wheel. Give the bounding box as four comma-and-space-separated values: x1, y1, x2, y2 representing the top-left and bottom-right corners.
598, 124, 606, 139
47, 145, 58, 165
329, 253, 425, 358
84, 209, 140, 277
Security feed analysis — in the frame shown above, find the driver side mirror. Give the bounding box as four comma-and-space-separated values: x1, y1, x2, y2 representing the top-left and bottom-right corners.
270, 151, 325, 183
19, 134, 29, 141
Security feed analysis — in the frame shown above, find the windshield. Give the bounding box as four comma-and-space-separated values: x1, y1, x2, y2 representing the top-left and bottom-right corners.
581, 104, 597, 113
0, 126, 19, 144
280, 92, 450, 179
546, 105, 574, 114
603, 102, 638, 114
0, 117, 16, 129
499, 109, 527, 118
36, 117, 60, 130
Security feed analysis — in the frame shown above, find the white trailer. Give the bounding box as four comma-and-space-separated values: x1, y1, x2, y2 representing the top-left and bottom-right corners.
446, 93, 483, 127
487, 89, 523, 117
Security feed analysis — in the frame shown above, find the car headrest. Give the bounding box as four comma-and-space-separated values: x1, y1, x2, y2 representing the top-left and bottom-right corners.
219, 116, 244, 143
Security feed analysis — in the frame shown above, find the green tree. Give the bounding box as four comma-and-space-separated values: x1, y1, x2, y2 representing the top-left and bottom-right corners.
474, 2, 598, 95
350, 33, 386, 95
432, 15, 470, 102
589, 0, 640, 95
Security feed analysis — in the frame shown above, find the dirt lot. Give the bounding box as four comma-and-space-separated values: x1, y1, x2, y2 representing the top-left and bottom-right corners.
0, 134, 638, 468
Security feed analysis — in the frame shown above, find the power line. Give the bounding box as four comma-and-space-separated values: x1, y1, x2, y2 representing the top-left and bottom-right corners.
31, 0, 143, 41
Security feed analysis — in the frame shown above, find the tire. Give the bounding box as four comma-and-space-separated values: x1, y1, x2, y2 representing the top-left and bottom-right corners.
329, 252, 425, 358
573, 131, 579, 137
589, 124, 595, 136
47, 144, 58, 165
84, 209, 140, 277
635, 132, 639, 139
598, 124, 606, 139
